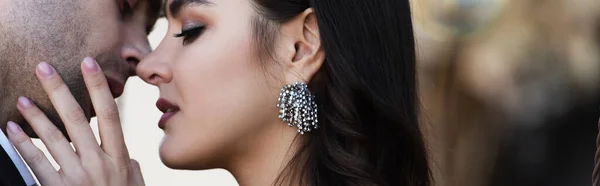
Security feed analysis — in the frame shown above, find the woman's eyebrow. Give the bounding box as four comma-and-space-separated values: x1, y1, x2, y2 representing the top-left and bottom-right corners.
168, 0, 214, 18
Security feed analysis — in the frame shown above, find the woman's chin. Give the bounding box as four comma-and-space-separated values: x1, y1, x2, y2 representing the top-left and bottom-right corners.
159, 142, 224, 170
158, 140, 190, 169
159, 145, 190, 169
159, 157, 186, 169
158, 140, 212, 170
159, 150, 218, 170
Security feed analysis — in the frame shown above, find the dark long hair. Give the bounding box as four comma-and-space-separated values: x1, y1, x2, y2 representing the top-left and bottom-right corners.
251, 0, 430, 185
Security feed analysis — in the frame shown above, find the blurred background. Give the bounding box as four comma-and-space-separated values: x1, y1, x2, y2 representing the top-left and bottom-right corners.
32, 0, 600, 185
413, 0, 600, 185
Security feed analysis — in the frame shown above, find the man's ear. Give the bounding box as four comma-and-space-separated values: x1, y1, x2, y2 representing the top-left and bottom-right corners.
279, 8, 324, 84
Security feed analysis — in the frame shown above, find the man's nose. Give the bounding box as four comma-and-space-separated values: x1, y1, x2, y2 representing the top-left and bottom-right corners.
121, 41, 151, 76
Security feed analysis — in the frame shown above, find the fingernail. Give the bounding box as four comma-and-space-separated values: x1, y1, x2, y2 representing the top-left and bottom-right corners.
7, 121, 22, 134
17, 96, 32, 109
83, 57, 99, 73
37, 62, 55, 77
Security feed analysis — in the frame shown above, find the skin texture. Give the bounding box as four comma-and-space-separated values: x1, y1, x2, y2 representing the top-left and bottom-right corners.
136, 0, 323, 184
0, 0, 159, 137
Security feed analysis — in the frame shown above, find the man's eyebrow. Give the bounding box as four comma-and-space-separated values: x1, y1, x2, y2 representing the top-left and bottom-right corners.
144, 0, 165, 34
147, 0, 163, 18
167, 0, 214, 18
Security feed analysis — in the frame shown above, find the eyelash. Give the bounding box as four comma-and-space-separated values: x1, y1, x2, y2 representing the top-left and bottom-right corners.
174, 26, 206, 45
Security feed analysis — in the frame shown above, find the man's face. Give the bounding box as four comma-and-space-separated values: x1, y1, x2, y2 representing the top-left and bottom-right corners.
0, 0, 161, 137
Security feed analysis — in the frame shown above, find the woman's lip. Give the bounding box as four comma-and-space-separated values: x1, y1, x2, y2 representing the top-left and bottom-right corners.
156, 98, 179, 113
155, 98, 180, 129
105, 77, 125, 98
158, 111, 177, 129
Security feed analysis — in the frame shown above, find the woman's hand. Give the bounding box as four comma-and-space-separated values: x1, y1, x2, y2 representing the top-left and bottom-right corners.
5, 57, 144, 186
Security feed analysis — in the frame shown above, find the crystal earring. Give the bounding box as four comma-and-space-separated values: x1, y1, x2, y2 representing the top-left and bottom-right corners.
277, 82, 319, 134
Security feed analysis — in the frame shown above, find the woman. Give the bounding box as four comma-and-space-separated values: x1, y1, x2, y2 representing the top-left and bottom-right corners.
6, 0, 430, 185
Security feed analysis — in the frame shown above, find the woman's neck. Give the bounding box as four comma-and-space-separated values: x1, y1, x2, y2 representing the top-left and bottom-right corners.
227, 121, 305, 186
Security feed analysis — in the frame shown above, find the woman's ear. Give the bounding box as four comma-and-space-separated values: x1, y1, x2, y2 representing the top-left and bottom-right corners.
279, 8, 325, 84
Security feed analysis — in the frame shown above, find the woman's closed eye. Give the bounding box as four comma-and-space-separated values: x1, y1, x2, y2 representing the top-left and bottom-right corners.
174, 25, 206, 45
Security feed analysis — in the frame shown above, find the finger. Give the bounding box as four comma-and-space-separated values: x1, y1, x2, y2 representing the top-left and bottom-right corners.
35, 62, 99, 154
81, 57, 128, 160
128, 159, 145, 186
16, 97, 85, 176
6, 121, 63, 185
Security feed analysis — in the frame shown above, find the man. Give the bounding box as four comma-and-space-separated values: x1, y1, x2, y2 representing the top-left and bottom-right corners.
0, 0, 161, 137
0, 0, 160, 185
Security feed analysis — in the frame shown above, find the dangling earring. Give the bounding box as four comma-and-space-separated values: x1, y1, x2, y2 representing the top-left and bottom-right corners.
277, 82, 319, 134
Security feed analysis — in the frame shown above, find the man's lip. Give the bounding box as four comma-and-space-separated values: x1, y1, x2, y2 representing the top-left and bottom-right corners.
105, 77, 125, 98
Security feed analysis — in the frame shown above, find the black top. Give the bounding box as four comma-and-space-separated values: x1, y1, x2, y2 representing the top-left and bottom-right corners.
0, 136, 27, 186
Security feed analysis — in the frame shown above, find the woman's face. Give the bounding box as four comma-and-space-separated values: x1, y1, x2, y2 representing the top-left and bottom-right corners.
136, 0, 286, 169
